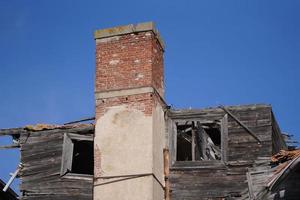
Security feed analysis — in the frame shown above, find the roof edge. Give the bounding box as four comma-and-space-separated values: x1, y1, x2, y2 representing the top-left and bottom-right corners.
94, 21, 165, 50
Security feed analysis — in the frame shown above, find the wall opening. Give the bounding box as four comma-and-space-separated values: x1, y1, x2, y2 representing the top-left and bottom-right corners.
176, 121, 222, 161
176, 123, 193, 161
72, 140, 94, 175
61, 133, 94, 177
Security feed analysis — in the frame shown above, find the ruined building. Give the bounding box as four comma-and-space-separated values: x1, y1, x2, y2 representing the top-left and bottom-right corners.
0, 22, 299, 200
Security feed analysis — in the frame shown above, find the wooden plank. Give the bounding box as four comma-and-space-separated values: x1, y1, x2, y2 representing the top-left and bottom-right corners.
167, 118, 175, 166
0, 144, 20, 150
18, 127, 94, 200
66, 133, 93, 141
191, 128, 196, 161
64, 117, 95, 125
221, 114, 228, 162
196, 122, 207, 160
60, 133, 74, 176
246, 170, 254, 200
170, 160, 227, 170
167, 105, 277, 200
0, 128, 25, 136
169, 168, 247, 199
219, 106, 261, 144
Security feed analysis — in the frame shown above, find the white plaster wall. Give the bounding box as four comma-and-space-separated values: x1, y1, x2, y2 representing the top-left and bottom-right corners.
94, 105, 155, 199
153, 178, 165, 200
94, 176, 153, 200
95, 105, 153, 176
152, 104, 166, 199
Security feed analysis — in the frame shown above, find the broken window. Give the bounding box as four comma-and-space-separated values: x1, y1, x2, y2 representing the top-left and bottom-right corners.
174, 114, 228, 163
61, 133, 94, 177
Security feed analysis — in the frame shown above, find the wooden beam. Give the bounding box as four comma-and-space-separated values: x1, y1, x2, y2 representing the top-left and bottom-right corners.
246, 170, 255, 200
219, 105, 261, 144
0, 144, 20, 150
191, 129, 196, 161
64, 117, 95, 125
67, 133, 93, 141
0, 128, 25, 136
3, 164, 22, 192
221, 114, 228, 162
196, 122, 208, 160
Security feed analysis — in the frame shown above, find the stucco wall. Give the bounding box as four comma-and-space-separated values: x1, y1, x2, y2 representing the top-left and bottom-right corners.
94, 22, 165, 200
94, 176, 153, 200
152, 104, 166, 197
94, 105, 164, 200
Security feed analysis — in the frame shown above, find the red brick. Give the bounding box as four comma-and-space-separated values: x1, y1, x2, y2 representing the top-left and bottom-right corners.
95, 31, 164, 119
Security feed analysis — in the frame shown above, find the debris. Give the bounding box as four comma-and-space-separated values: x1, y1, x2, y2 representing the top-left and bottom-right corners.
3, 164, 23, 192
271, 149, 300, 164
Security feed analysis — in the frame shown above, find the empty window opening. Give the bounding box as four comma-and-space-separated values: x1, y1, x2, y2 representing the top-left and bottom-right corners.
71, 140, 94, 175
176, 121, 221, 161
176, 123, 193, 161
61, 133, 94, 177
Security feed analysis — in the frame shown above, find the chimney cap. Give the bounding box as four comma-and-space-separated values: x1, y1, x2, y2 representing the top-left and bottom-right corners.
94, 21, 164, 50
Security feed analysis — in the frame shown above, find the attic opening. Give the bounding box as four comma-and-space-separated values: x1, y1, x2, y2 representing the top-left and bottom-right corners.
71, 140, 93, 175
176, 121, 222, 161
61, 133, 94, 177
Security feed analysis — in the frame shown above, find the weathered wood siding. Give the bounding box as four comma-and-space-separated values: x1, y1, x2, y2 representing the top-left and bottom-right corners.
19, 126, 94, 200
227, 106, 272, 161
271, 112, 287, 154
168, 104, 286, 200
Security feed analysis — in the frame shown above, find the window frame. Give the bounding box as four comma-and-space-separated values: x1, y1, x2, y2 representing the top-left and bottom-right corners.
60, 133, 94, 179
169, 114, 228, 169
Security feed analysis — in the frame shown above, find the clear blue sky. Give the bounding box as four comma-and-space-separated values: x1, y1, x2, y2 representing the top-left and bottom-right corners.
0, 0, 299, 192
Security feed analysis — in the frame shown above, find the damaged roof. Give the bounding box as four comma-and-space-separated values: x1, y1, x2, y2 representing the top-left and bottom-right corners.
244, 149, 300, 200
268, 149, 300, 190
0, 123, 95, 136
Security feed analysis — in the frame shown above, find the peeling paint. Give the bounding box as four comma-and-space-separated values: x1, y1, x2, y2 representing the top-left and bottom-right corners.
134, 73, 144, 80
94, 105, 164, 199
109, 59, 120, 65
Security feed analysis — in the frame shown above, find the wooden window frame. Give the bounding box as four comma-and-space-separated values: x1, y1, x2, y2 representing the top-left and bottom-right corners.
169, 114, 228, 169
60, 133, 93, 179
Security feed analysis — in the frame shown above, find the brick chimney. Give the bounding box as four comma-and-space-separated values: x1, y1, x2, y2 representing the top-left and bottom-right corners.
94, 22, 166, 200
